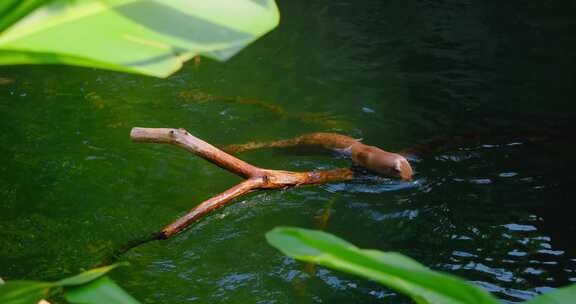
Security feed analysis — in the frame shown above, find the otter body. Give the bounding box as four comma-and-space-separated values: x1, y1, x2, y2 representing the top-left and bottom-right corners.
225, 132, 413, 181
350, 144, 412, 181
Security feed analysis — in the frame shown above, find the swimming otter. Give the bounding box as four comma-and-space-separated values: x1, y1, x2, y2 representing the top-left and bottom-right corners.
225, 132, 413, 181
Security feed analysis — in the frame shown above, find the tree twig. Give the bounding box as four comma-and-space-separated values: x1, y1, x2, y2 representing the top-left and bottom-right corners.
130, 127, 355, 240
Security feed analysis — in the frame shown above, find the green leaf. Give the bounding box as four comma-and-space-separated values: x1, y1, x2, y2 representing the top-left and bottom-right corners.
266, 227, 500, 304
0, 0, 52, 33
0, 281, 53, 304
64, 276, 140, 304
56, 263, 127, 286
0, 0, 280, 77
525, 284, 576, 304
0, 264, 137, 304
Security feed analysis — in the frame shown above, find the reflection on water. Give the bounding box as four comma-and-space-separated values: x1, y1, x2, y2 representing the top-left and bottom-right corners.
323, 174, 420, 194
1, 0, 575, 303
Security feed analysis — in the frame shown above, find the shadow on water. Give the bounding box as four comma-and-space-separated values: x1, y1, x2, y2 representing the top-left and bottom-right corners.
99, 232, 163, 266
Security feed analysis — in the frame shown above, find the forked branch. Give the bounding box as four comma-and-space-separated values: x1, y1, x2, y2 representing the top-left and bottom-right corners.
130, 127, 355, 240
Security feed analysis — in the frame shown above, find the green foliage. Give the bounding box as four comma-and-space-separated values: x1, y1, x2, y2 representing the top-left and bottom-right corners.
0, 281, 53, 304
266, 226, 499, 304
0, 263, 139, 304
55, 264, 124, 286
266, 227, 576, 304
0, 0, 279, 77
2, 230, 575, 304
526, 284, 576, 304
0, 0, 51, 33
64, 276, 138, 304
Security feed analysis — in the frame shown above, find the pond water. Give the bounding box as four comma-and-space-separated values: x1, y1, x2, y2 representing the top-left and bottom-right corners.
1, 1, 575, 303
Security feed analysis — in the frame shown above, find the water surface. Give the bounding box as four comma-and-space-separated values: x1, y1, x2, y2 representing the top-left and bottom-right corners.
1, 0, 575, 303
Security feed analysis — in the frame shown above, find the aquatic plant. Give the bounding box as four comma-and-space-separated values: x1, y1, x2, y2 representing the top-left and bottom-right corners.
0, 0, 279, 77
267, 227, 576, 304
0, 263, 139, 304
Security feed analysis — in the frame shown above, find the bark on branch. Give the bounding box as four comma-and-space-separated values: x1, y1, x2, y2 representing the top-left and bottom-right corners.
131, 127, 261, 178
130, 127, 355, 239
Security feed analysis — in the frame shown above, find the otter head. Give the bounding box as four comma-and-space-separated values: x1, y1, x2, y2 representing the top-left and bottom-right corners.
351, 144, 413, 181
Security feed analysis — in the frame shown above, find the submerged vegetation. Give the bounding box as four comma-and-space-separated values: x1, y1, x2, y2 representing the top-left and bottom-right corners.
176, 89, 353, 130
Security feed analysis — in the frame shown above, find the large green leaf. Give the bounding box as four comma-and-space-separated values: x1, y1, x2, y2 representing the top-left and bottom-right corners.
64, 276, 140, 304
266, 227, 499, 304
0, 0, 52, 33
56, 263, 127, 286
0, 0, 279, 77
0, 263, 131, 304
525, 284, 576, 304
0, 281, 53, 304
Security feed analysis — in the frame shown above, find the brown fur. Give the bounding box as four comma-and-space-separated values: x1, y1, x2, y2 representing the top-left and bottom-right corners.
293, 133, 413, 180
225, 132, 413, 181
351, 143, 413, 181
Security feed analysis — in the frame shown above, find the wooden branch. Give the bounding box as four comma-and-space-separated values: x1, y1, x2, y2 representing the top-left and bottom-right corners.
131, 127, 262, 178
130, 127, 355, 240
160, 178, 262, 238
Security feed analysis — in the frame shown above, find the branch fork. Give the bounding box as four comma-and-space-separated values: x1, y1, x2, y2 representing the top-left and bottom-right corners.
130, 127, 354, 239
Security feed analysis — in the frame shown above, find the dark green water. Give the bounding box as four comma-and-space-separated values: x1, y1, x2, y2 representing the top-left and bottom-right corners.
1, 1, 576, 303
